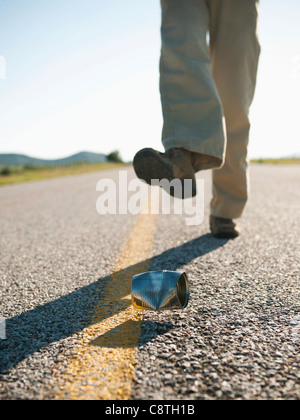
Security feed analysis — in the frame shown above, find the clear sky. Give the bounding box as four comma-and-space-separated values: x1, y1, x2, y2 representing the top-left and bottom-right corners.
0, 0, 300, 162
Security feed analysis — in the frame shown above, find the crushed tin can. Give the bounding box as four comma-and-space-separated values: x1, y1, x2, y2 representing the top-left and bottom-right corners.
131, 270, 189, 311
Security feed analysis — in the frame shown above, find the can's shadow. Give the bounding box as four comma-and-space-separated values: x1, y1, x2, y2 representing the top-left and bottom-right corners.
90, 320, 174, 349
0, 233, 228, 373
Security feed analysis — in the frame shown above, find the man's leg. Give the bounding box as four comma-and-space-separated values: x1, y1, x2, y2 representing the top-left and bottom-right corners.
160, 0, 226, 171
133, 0, 227, 198
208, 0, 261, 219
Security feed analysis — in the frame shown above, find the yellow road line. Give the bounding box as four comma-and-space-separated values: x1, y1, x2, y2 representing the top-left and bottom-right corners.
54, 206, 157, 400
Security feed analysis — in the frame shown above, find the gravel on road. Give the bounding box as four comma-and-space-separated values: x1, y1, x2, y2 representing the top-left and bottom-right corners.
0, 164, 299, 400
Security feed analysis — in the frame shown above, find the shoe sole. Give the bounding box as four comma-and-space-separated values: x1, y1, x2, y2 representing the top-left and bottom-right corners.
211, 231, 240, 239
133, 148, 196, 198
133, 148, 174, 184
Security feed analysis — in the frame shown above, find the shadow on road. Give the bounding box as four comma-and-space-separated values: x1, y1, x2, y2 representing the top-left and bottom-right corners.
90, 320, 175, 349
0, 233, 229, 374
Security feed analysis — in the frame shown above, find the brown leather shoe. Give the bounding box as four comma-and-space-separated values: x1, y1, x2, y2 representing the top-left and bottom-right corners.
133, 147, 197, 198
210, 215, 240, 239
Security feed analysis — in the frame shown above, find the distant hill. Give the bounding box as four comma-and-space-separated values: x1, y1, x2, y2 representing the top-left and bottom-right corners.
0, 151, 107, 167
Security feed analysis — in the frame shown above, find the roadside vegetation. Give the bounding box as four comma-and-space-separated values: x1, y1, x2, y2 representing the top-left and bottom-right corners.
1, 155, 299, 186
251, 158, 300, 165
0, 150, 127, 186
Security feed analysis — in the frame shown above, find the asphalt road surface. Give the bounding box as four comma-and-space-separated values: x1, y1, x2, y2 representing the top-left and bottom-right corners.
0, 164, 299, 400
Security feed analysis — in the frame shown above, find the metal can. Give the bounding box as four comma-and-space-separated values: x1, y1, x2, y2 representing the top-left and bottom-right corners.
131, 270, 189, 311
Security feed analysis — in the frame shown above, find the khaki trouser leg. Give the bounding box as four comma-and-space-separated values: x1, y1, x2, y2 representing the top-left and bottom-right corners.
160, 0, 226, 170
160, 0, 260, 219
209, 0, 261, 219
